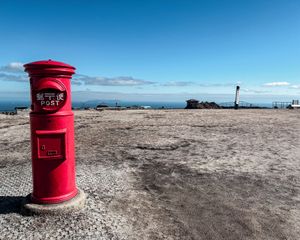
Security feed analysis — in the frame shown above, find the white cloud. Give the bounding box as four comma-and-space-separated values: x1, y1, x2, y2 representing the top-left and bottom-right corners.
0, 73, 27, 82
290, 84, 300, 89
0, 62, 26, 82
0, 62, 24, 73
162, 81, 195, 87
0, 62, 153, 87
240, 88, 270, 94
162, 82, 239, 88
198, 83, 236, 87
73, 74, 154, 86
263, 82, 290, 87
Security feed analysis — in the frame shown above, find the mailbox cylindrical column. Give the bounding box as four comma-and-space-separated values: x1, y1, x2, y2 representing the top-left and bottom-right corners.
23, 60, 85, 209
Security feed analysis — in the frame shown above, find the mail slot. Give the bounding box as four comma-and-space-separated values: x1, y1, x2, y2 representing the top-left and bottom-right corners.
24, 60, 79, 204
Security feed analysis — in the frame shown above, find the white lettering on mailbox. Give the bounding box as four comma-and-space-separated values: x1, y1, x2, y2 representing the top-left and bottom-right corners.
37, 92, 65, 107
36, 93, 44, 101
44, 93, 55, 100
57, 93, 64, 101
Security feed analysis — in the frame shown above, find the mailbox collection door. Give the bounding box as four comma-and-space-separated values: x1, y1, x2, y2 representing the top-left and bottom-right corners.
36, 129, 66, 161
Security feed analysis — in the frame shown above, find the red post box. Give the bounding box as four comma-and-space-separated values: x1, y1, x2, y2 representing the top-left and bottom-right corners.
23, 60, 83, 207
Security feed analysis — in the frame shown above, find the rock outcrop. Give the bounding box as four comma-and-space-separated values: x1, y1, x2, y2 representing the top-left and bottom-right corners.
185, 99, 222, 109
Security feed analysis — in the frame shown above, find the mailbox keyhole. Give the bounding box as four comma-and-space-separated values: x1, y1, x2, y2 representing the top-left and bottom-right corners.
41, 145, 45, 151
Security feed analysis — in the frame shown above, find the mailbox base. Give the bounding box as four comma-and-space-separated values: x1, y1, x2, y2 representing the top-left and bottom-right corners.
21, 189, 86, 215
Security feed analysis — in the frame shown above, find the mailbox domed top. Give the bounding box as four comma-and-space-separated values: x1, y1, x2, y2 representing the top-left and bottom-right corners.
24, 59, 76, 77
24, 60, 75, 69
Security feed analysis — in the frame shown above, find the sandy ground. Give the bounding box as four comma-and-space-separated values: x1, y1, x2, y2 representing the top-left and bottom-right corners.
0, 109, 300, 240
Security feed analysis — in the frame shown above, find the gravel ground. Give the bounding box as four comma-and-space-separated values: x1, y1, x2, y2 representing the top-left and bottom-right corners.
0, 109, 300, 240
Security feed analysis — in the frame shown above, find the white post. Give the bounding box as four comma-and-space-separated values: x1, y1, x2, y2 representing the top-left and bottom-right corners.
234, 86, 240, 109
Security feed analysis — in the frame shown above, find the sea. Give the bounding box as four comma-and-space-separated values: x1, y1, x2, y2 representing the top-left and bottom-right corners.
0, 100, 273, 112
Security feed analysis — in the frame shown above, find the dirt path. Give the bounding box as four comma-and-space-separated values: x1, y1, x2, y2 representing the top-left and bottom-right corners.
0, 109, 299, 239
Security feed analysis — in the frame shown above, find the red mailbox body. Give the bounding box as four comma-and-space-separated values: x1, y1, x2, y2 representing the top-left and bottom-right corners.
24, 60, 78, 204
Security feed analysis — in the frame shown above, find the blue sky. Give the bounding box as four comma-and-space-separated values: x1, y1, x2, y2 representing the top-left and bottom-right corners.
0, 0, 300, 102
